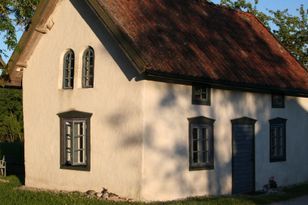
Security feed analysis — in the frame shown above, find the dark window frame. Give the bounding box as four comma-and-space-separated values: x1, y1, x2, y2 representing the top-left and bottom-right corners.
272, 94, 285, 108
82, 47, 95, 88
63, 49, 75, 89
188, 116, 215, 171
192, 86, 211, 105
58, 110, 92, 171
269, 118, 287, 162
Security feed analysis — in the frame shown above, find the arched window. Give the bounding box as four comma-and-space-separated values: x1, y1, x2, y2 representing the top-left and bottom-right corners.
82, 47, 94, 88
63, 49, 75, 89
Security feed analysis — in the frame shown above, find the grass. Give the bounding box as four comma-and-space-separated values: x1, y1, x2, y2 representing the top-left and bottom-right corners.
0, 175, 308, 205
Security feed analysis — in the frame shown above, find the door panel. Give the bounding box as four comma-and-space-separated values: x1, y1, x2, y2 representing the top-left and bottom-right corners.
232, 119, 256, 194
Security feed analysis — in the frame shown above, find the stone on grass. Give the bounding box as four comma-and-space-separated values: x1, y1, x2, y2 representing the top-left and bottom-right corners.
86, 190, 96, 196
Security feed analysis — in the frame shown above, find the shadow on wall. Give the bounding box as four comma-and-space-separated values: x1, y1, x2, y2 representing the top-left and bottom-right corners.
71, 0, 308, 198
138, 85, 307, 197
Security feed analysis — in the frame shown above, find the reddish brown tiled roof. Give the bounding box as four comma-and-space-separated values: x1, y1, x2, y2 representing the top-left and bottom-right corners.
93, 0, 308, 95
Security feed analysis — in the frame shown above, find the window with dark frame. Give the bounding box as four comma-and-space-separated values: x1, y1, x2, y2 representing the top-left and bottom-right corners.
192, 86, 211, 105
188, 116, 215, 170
82, 47, 95, 88
63, 49, 75, 89
272, 94, 285, 108
269, 118, 287, 162
58, 111, 92, 171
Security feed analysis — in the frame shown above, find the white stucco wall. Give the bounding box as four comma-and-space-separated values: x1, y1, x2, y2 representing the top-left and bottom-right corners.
141, 81, 308, 201
22, 0, 308, 202
23, 0, 143, 199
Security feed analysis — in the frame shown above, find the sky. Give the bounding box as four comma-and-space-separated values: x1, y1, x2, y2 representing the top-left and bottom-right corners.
0, 0, 307, 63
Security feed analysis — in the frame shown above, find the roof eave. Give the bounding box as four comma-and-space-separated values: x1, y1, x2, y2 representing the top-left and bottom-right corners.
6, 0, 60, 87
143, 70, 308, 97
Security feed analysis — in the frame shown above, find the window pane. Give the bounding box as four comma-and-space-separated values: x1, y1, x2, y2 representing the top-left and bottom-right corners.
63, 50, 74, 88
194, 87, 202, 100
82, 47, 94, 88
201, 90, 207, 100
272, 95, 284, 107
66, 148, 71, 163
79, 135, 83, 149
79, 150, 84, 163
71, 121, 87, 165
189, 118, 214, 169
192, 128, 198, 140
279, 127, 283, 137
274, 136, 278, 156
192, 86, 210, 105
279, 135, 283, 156
195, 87, 207, 100
78, 122, 84, 136
193, 152, 198, 163
205, 151, 209, 163
69, 68, 74, 79
199, 151, 205, 163
73, 150, 78, 164
270, 121, 286, 161
64, 121, 72, 164
89, 78, 94, 87
193, 139, 198, 152
199, 140, 206, 153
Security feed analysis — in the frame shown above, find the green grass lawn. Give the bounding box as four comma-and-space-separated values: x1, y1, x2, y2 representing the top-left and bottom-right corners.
0, 175, 308, 205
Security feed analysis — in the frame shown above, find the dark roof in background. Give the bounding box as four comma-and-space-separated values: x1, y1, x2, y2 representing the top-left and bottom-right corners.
0, 56, 5, 69
0, 56, 7, 87
89, 0, 308, 96
0, 56, 21, 88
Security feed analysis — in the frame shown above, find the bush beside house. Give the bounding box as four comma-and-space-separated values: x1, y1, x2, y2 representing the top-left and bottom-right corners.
0, 88, 23, 142
0, 88, 24, 176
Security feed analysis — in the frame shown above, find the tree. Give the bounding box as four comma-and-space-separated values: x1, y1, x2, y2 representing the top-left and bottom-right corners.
0, 0, 40, 56
219, 0, 270, 27
0, 88, 23, 142
269, 5, 308, 68
217, 0, 307, 69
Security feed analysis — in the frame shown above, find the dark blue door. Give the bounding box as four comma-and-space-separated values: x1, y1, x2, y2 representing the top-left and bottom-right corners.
232, 117, 256, 194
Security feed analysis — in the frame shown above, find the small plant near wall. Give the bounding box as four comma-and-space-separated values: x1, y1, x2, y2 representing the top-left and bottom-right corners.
269, 176, 278, 189
263, 176, 280, 193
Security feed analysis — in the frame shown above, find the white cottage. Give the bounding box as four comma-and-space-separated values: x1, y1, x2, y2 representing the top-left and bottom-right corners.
7, 0, 308, 201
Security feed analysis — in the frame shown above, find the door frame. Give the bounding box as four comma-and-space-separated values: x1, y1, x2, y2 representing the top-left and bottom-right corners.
231, 117, 257, 194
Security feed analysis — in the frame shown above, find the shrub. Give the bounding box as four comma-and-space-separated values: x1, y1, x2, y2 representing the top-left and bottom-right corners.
0, 88, 23, 142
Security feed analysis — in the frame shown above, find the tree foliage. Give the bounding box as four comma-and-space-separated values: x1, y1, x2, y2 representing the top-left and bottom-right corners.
0, 88, 23, 142
0, 0, 40, 55
269, 5, 308, 68
220, 0, 270, 27
217, 0, 307, 69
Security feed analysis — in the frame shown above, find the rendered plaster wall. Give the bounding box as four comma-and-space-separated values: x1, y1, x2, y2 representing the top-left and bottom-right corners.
141, 80, 308, 201
22, 0, 308, 202
23, 0, 143, 199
